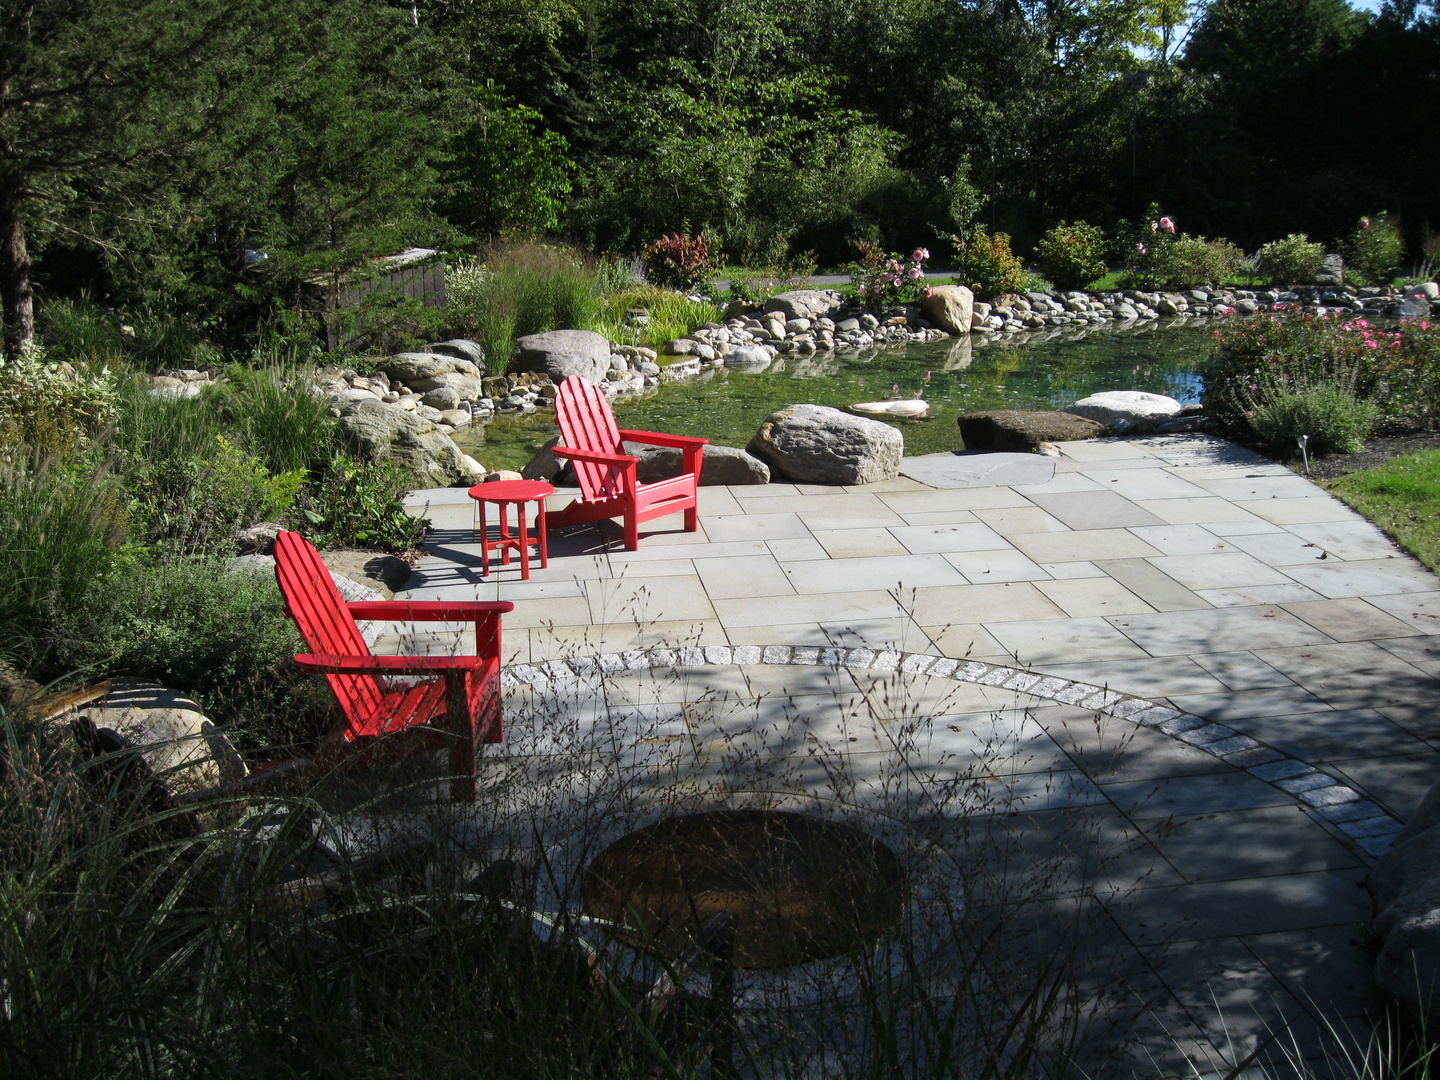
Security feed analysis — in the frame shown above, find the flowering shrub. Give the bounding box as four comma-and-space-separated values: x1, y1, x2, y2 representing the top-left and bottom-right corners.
950, 228, 1027, 300
1118, 206, 1245, 289
1346, 212, 1405, 286
1201, 307, 1440, 438
642, 231, 714, 292
1034, 221, 1107, 290
1254, 234, 1325, 285
849, 242, 931, 310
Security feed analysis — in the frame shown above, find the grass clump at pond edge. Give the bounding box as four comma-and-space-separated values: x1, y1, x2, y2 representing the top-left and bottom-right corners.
1323, 448, 1440, 574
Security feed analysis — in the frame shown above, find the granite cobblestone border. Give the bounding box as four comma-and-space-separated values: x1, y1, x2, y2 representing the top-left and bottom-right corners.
502, 646, 1406, 860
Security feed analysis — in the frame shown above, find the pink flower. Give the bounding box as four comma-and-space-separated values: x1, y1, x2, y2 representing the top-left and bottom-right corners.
1361, 218, 1370, 228
892, 276, 903, 287
906, 266, 923, 280
1159, 217, 1175, 233
923, 286, 934, 298
1136, 242, 1147, 254
912, 248, 929, 262
1367, 341, 1378, 349
857, 284, 867, 295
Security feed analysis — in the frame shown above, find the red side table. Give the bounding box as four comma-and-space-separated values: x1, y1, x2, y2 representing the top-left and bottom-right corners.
467, 479, 554, 580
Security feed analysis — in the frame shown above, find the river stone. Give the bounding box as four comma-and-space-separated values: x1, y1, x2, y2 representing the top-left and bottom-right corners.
850, 400, 929, 420
82, 679, 248, 797
724, 345, 772, 371
919, 285, 975, 334
1065, 391, 1183, 429
762, 289, 846, 322
1406, 282, 1439, 301
512, 330, 611, 385
958, 410, 1104, 452
747, 404, 902, 485
426, 339, 485, 367
1369, 779, 1440, 1024
625, 442, 770, 486
381, 352, 485, 395
336, 399, 467, 487
422, 386, 462, 411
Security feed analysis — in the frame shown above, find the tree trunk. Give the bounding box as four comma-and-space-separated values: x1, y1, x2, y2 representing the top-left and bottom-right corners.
0, 193, 34, 359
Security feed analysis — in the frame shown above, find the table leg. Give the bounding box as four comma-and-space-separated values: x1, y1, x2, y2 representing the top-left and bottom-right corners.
536, 500, 549, 569
478, 500, 491, 575
498, 502, 513, 567
517, 502, 532, 580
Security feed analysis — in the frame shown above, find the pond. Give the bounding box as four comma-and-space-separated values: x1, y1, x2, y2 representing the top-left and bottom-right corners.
455, 320, 1216, 473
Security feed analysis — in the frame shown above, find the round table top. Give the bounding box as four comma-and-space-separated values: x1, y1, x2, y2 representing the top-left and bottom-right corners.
467, 479, 555, 503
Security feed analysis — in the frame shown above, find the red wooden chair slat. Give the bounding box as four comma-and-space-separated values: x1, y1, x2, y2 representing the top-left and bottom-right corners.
549, 377, 709, 550
273, 531, 513, 800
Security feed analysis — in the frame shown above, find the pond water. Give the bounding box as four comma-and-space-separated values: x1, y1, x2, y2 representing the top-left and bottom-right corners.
455, 320, 1216, 472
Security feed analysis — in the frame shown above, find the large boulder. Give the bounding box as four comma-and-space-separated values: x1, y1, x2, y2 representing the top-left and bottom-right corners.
1369, 780, 1440, 1024
747, 404, 902, 485
919, 285, 975, 334
762, 289, 846, 322
380, 352, 486, 398
626, 442, 771, 486
511, 330, 611, 385
1065, 391, 1183, 431
336, 399, 467, 487
426, 339, 485, 366
958, 410, 1104, 452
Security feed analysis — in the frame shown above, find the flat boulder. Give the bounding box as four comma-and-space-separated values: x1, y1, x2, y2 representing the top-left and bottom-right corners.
851, 400, 929, 420
626, 442, 770, 486
919, 285, 975, 334
958, 410, 1104, 452
381, 352, 486, 398
425, 339, 485, 366
336, 399, 467, 487
1065, 391, 1183, 431
512, 330, 611, 385
747, 404, 902, 485
762, 289, 846, 322
1369, 779, 1440, 1024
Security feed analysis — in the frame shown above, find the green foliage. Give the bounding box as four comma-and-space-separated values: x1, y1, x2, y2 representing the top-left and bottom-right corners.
1034, 221, 1108, 291
596, 286, 722, 350
445, 243, 605, 368
950, 228, 1028, 300
1346, 212, 1406, 286
1119, 207, 1245, 288
1254, 233, 1326, 285
36, 298, 126, 362
0, 452, 128, 677
290, 457, 427, 552
0, 347, 119, 454
211, 364, 338, 476
1249, 383, 1378, 456
444, 81, 573, 239
641, 232, 715, 292
128, 435, 305, 555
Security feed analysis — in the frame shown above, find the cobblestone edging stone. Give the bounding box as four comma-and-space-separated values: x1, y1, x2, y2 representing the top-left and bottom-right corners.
501, 646, 1406, 860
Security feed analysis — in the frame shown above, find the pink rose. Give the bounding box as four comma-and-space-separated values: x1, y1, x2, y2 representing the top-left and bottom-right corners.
1159, 216, 1175, 233
912, 248, 929, 262
1136, 242, 1147, 254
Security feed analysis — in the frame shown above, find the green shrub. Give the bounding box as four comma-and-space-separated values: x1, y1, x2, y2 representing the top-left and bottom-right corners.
1249, 383, 1378, 456
1034, 222, 1107, 291
290, 456, 426, 552
128, 435, 305, 554
1346, 212, 1405, 286
1254, 234, 1325, 285
1117, 206, 1246, 289
0, 452, 128, 677
0, 346, 119, 454
1163, 235, 1247, 287
951, 227, 1027, 300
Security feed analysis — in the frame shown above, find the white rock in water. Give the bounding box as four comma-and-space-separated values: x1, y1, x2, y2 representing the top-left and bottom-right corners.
850, 399, 929, 420
1065, 390, 1181, 427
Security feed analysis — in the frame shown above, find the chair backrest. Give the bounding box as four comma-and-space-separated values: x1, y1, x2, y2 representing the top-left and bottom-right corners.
554, 377, 627, 501
273, 531, 385, 724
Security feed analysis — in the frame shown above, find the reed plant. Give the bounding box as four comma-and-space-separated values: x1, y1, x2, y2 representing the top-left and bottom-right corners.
597, 284, 723, 350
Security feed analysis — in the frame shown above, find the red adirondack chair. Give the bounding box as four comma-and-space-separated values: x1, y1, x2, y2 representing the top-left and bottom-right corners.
272, 531, 513, 801
548, 376, 709, 550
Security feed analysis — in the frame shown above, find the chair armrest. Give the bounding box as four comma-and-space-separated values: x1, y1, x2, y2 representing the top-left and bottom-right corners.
295, 653, 486, 675
346, 600, 514, 622
552, 445, 638, 466
617, 430, 710, 449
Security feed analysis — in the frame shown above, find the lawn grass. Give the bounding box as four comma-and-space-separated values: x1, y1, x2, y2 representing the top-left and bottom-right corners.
1323, 449, 1440, 574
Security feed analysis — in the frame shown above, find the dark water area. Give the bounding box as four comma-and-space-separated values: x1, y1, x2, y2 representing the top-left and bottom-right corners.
456, 321, 1214, 471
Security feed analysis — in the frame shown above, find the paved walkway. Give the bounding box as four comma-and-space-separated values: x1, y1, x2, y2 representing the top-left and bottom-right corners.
394, 434, 1440, 1078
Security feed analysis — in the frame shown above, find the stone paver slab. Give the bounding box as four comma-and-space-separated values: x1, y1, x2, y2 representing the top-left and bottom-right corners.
970, 505, 1072, 535
523, 619, 729, 661
1237, 707, 1436, 763
1094, 558, 1210, 611
782, 553, 967, 594
693, 554, 796, 600
920, 622, 1011, 661
1009, 528, 1163, 564
1220, 529, 1336, 566
1025, 489, 1168, 529
1190, 651, 1296, 690
1054, 438, 1160, 462
1133, 497, 1266, 525
1123, 868, 1371, 945
1144, 805, 1362, 883
1101, 769, 1293, 818
610, 539, 770, 563
942, 548, 1053, 583
586, 575, 717, 624
877, 487, 1032, 514
764, 536, 830, 562
1194, 582, 1329, 607
1077, 467, 1215, 501
985, 617, 1151, 665
1287, 520, 1405, 561
1253, 641, 1440, 709
1328, 753, 1440, 818
699, 511, 813, 543
712, 589, 908, 628
810, 527, 909, 559
1040, 656, 1230, 699
1242, 924, 1382, 1022
889, 522, 1011, 554
1353, 589, 1440, 630
909, 582, 1068, 626
1125, 524, 1233, 556
1189, 473, 1328, 501
1232, 497, 1365, 525
1280, 598, 1424, 642
1108, 605, 1333, 657
1034, 577, 1155, 617
1145, 553, 1295, 590
1167, 685, 1335, 722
